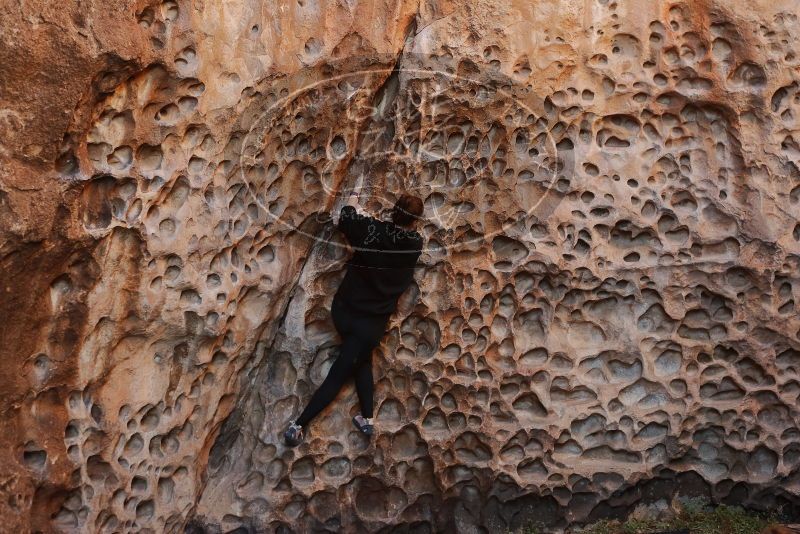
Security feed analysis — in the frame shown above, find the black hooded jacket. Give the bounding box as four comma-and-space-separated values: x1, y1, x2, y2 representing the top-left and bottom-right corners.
334, 205, 423, 315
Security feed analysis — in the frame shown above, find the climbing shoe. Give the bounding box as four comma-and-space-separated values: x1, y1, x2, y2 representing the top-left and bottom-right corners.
283, 421, 304, 447
352, 414, 374, 436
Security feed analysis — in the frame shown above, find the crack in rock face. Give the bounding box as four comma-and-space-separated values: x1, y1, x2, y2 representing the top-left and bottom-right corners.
5, 0, 800, 531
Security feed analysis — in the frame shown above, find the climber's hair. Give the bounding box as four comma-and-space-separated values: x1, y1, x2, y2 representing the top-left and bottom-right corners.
391, 194, 424, 227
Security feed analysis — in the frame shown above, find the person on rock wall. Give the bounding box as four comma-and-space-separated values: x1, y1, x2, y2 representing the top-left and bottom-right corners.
282, 183, 425, 446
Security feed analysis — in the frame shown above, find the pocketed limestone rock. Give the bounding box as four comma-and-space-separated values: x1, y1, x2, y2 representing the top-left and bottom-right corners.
3, 0, 800, 532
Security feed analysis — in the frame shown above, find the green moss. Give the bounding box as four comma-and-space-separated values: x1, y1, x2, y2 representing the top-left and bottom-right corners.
511, 498, 785, 534
573, 500, 779, 534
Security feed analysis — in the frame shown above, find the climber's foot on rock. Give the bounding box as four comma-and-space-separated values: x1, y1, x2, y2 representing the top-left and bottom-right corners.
283, 421, 304, 447
352, 414, 373, 436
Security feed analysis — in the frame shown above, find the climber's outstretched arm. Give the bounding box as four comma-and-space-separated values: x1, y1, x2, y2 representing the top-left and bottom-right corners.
334, 174, 381, 246
332, 174, 366, 225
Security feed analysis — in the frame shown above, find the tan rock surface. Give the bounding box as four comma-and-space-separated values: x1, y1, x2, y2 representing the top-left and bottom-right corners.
3, 0, 800, 532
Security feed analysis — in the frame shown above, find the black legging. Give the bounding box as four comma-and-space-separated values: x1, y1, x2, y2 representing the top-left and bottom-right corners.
296, 297, 390, 427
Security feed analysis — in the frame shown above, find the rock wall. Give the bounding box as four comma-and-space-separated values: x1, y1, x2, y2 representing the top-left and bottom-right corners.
3, 0, 800, 532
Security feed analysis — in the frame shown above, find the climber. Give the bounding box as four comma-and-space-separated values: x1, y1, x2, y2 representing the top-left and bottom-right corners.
282, 185, 425, 447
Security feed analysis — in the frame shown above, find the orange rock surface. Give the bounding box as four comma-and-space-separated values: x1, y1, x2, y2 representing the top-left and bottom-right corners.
3, 0, 800, 531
